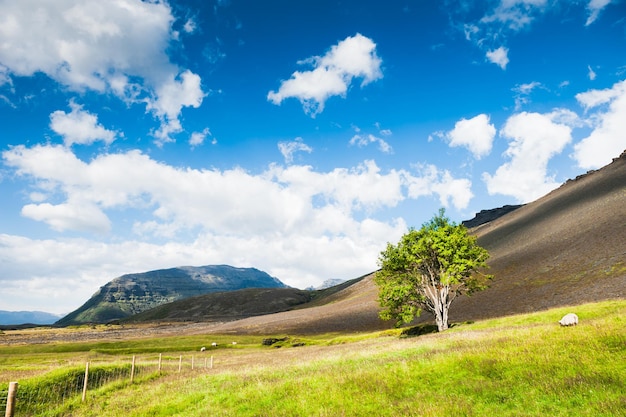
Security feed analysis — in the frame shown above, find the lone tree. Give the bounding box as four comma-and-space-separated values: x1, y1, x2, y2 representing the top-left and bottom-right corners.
375, 209, 492, 332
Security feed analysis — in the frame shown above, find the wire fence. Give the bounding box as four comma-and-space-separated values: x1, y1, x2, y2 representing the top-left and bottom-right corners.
1, 386, 9, 415
1, 353, 214, 416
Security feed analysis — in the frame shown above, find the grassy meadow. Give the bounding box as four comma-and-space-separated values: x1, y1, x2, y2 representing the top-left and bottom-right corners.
1, 300, 625, 416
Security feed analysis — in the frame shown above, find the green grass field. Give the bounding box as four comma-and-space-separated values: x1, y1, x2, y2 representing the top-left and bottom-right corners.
1, 300, 625, 416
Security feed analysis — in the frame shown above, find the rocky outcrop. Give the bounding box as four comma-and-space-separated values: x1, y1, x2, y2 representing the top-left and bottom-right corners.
462, 205, 524, 228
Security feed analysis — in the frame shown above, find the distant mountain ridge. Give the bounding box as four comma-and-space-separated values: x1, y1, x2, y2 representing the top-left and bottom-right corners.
0, 311, 62, 326
306, 278, 346, 290
56, 265, 286, 326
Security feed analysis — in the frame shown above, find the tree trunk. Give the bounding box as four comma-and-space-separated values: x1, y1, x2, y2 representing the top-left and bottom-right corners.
423, 279, 451, 332
434, 303, 449, 331
433, 286, 450, 332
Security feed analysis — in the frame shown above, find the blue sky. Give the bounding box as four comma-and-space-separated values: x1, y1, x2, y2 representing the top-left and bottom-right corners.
1, 0, 625, 314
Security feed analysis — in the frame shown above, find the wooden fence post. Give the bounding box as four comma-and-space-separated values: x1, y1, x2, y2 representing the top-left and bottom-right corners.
82, 362, 89, 402
158, 353, 162, 375
178, 355, 182, 373
130, 355, 136, 383
4, 382, 18, 417
191, 356, 194, 370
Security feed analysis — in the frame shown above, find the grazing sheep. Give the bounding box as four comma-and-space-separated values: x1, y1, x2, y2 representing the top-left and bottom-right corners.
200, 347, 206, 352
232, 342, 237, 345
559, 313, 579, 326
211, 342, 218, 347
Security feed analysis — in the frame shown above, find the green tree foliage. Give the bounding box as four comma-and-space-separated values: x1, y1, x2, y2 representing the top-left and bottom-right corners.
375, 209, 492, 331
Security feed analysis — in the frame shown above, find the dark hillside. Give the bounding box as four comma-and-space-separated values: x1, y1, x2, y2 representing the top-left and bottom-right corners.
125, 288, 314, 322
124, 275, 367, 324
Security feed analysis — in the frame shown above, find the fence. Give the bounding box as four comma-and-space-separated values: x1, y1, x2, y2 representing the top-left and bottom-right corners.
1, 353, 214, 416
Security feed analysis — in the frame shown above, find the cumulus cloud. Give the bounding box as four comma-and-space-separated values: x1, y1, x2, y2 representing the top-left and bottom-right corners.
483, 109, 579, 202
49, 101, 117, 146
486, 47, 510, 70
405, 164, 473, 210
278, 137, 313, 164
22, 199, 111, 234
1, 145, 433, 236
0, 0, 205, 144
2, 145, 473, 240
189, 128, 214, 148
267, 33, 383, 116
440, 114, 496, 159
573, 79, 626, 168
149, 70, 206, 146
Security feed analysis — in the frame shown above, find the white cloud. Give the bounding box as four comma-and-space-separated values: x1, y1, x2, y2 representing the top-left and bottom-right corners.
458, 1, 550, 68
443, 114, 496, 159
405, 164, 473, 210
480, 0, 548, 31
349, 134, 393, 154
586, 0, 612, 26
573, 79, 626, 169
486, 47, 510, 70
2, 145, 473, 237
0, 64, 12, 87
588, 65, 597, 81
349, 124, 393, 154
267, 33, 383, 116
278, 137, 313, 164
512, 81, 543, 110
189, 128, 213, 148
0, 0, 205, 144
183, 18, 196, 33
483, 110, 578, 202
2, 145, 408, 236
22, 199, 111, 234
49, 101, 117, 146
149, 70, 206, 146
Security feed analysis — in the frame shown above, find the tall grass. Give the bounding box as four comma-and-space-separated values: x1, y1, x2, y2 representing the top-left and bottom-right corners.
2, 300, 625, 416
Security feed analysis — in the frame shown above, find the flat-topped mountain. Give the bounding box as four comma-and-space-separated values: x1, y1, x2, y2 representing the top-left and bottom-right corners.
56, 265, 286, 326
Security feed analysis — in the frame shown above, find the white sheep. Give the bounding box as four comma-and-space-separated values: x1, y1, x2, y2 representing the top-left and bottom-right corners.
232, 342, 237, 345
559, 313, 579, 326
200, 346, 206, 352
211, 342, 218, 347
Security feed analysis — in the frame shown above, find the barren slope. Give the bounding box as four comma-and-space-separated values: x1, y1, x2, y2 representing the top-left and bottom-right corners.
451, 150, 626, 320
